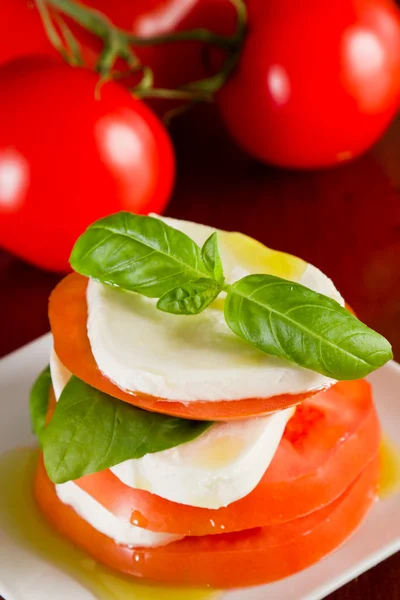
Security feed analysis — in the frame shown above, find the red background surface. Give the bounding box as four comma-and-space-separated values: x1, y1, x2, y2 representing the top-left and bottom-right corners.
1, 104, 399, 598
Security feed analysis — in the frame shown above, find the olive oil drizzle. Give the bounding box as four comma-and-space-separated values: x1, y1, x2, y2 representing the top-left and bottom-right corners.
0, 448, 219, 600
378, 435, 400, 499
1, 439, 399, 600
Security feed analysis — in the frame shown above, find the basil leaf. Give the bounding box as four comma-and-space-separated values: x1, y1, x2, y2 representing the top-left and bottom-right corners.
29, 365, 51, 443
70, 212, 209, 298
224, 274, 393, 380
42, 376, 212, 484
157, 278, 221, 315
202, 232, 224, 284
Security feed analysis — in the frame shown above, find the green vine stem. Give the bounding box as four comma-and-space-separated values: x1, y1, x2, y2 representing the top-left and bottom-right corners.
39, 0, 247, 103
36, 0, 75, 64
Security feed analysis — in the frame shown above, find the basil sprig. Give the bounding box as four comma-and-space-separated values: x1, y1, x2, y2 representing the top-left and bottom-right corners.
41, 376, 211, 484
71, 212, 393, 380
29, 365, 51, 443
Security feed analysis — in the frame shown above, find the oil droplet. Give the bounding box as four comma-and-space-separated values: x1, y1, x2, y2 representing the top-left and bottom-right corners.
0, 447, 220, 600
379, 435, 400, 499
130, 511, 149, 529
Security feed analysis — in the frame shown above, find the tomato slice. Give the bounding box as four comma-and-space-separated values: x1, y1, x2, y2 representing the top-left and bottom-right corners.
73, 379, 380, 535
34, 455, 379, 588
49, 273, 326, 421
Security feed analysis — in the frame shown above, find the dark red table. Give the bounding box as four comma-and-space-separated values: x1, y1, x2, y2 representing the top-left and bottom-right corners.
1, 104, 399, 599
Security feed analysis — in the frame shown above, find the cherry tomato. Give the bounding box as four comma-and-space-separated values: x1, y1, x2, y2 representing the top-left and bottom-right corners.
218, 0, 400, 168
0, 58, 175, 272
49, 273, 324, 420
75, 379, 380, 535
35, 454, 379, 587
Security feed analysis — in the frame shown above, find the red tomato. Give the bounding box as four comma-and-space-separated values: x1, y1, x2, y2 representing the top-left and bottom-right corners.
49, 273, 324, 420
75, 379, 380, 535
35, 454, 379, 587
218, 0, 400, 168
0, 58, 175, 272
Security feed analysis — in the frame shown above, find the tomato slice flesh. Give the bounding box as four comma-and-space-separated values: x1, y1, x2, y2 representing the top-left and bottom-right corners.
34, 455, 379, 588
49, 273, 324, 420
73, 379, 380, 535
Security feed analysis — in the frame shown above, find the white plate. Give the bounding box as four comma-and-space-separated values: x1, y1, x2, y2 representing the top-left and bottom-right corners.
0, 334, 399, 600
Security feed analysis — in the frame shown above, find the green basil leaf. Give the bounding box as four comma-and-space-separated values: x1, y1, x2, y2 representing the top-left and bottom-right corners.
70, 212, 209, 298
202, 232, 224, 284
29, 365, 51, 443
42, 376, 212, 484
224, 274, 393, 380
157, 278, 221, 315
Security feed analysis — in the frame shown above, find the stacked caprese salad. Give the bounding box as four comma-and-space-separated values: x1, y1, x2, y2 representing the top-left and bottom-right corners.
30, 213, 392, 588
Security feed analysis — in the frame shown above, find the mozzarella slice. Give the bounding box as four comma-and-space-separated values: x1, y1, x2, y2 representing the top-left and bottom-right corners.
55, 481, 183, 547
87, 215, 344, 402
110, 407, 293, 509
50, 350, 293, 509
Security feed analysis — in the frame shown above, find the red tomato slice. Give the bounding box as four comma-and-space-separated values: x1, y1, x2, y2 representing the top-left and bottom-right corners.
73, 379, 380, 535
49, 273, 325, 421
34, 455, 379, 588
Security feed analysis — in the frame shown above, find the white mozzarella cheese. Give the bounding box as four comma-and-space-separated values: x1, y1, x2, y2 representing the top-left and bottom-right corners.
86, 216, 343, 402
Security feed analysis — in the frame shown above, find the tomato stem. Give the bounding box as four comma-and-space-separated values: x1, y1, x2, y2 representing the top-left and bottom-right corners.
38, 0, 247, 104
45, 0, 112, 39
134, 87, 213, 102
135, 66, 155, 93
53, 13, 84, 66
36, 0, 76, 65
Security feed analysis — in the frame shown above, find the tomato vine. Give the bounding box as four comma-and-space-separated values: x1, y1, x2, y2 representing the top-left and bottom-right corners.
36, 0, 247, 102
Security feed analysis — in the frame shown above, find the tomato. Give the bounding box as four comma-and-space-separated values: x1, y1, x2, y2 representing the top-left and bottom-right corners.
49, 273, 323, 420
0, 58, 175, 272
74, 379, 380, 535
35, 454, 379, 587
218, 0, 400, 168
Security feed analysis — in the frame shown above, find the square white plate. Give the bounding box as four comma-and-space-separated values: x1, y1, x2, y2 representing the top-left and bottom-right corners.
0, 334, 399, 600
